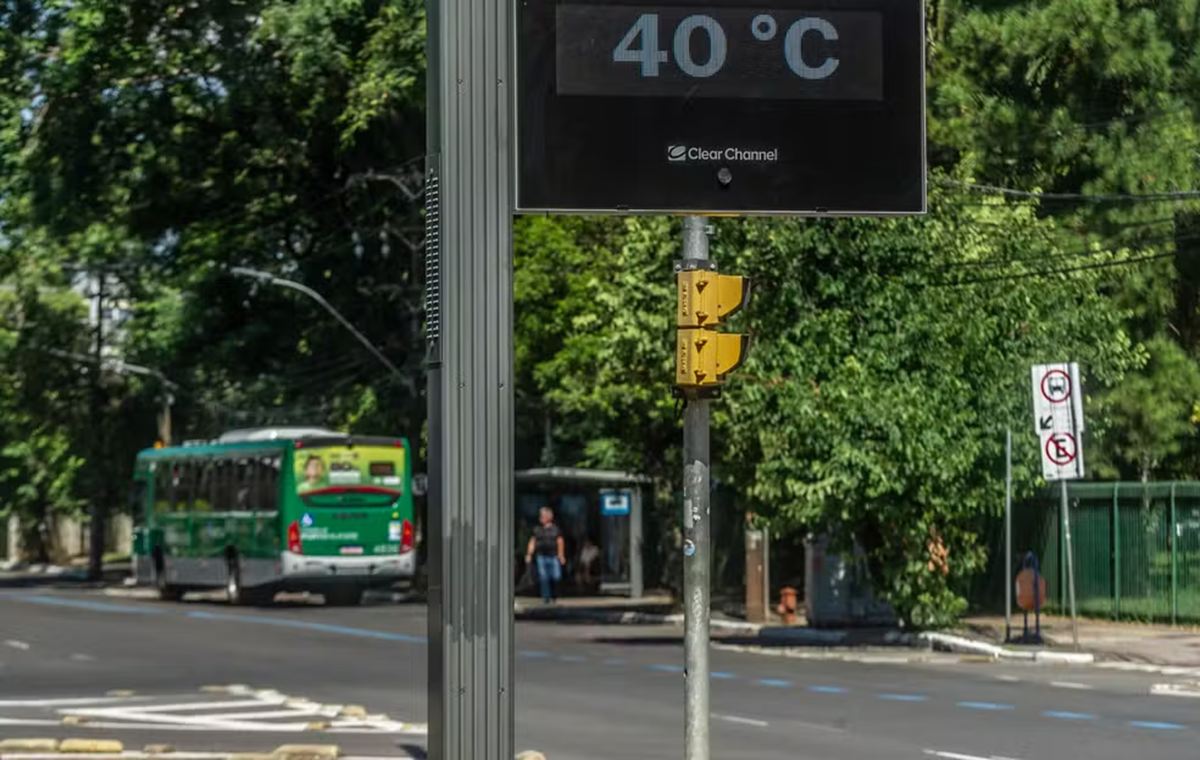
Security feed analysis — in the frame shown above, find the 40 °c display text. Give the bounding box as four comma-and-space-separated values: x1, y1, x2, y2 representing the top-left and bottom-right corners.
611, 12, 840, 80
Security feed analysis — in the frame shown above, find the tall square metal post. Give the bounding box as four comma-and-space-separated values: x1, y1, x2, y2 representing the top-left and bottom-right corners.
425, 0, 515, 752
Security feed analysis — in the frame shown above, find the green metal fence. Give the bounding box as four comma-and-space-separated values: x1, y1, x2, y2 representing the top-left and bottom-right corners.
980, 482, 1200, 624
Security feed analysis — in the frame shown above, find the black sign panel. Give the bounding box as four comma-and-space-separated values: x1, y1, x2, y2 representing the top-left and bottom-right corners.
516, 0, 926, 215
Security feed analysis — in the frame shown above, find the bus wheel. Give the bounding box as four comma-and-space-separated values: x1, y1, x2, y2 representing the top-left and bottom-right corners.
154, 558, 182, 602
325, 588, 363, 607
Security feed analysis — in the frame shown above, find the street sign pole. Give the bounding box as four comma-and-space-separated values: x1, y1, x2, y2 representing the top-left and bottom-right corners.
1061, 478, 1080, 650
425, 0, 514, 752
681, 215, 712, 760
1004, 426, 1012, 643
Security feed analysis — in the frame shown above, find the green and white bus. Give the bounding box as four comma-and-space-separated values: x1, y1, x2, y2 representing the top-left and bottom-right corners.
130, 427, 416, 606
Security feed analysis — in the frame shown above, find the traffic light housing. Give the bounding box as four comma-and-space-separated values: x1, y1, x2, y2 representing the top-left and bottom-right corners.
676, 329, 749, 386
675, 261, 750, 391
677, 270, 749, 328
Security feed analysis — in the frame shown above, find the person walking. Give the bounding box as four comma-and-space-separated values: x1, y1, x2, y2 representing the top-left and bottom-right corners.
525, 507, 566, 604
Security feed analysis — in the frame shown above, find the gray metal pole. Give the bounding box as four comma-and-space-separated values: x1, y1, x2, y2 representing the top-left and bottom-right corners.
630, 487, 644, 600
425, 0, 514, 750
87, 270, 107, 583
762, 526, 771, 621
1005, 427, 1012, 643
681, 215, 711, 760
1061, 479, 1080, 650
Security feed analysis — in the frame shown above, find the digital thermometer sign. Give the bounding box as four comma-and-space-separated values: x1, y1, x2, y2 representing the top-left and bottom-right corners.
516, 0, 926, 215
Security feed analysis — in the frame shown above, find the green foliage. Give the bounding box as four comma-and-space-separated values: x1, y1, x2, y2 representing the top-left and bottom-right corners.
0, 0, 429, 562
0, 281, 91, 560
1091, 335, 1200, 480
710, 186, 1140, 626
510, 183, 1142, 625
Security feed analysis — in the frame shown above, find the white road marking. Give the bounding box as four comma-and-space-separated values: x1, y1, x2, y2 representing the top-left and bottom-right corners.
0, 755, 413, 760
0, 697, 147, 707
0, 718, 64, 726
787, 719, 846, 734
0, 689, 423, 735
0, 755, 229, 760
70, 653, 95, 662
995, 675, 1020, 682
1050, 681, 1092, 690
0, 754, 231, 760
923, 752, 991, 760
711, 713, 768, 727
102, 698, 284, 713
188, 708, 323, 721
1151, 683, 1200, 698
3, 639, 31, 650
924, 751, 1026, 760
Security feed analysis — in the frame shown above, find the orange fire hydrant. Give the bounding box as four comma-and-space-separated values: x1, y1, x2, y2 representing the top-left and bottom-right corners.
776, 586, 799, 625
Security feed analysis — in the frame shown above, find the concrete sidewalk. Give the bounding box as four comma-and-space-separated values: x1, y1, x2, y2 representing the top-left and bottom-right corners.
0, 563, 129, 588
964, 614, 1200, 668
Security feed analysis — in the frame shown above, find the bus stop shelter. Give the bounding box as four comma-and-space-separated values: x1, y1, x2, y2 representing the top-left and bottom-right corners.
515, 467, 649, 599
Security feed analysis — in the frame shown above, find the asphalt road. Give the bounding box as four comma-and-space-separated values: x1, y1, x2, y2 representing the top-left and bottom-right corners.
0, 589, 1197, 760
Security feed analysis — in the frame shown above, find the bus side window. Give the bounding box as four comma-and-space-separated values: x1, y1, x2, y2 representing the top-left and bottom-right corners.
173, 461, 194, 512
155, 460, 173, 513
194, 459, 214, 512
212, 460, 232, 512
258, 456, 280, 513
235, 458, 253, 511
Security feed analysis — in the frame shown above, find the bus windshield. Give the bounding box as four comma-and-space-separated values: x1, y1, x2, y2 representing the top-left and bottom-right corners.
294, 444, 406, 500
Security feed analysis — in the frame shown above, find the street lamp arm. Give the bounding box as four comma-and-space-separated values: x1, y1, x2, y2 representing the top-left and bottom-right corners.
229, 267, 405, 382
42, 348, 178, 394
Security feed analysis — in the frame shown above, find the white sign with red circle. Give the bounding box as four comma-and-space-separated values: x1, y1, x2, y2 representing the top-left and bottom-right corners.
1040, 369, 1071, 404
1044, 432, 1077, 466
1031, 362, 1085, 481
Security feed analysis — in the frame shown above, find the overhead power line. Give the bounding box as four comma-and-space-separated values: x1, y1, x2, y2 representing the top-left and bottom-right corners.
940, 178, 1200, 204
921, 249, 1178, 288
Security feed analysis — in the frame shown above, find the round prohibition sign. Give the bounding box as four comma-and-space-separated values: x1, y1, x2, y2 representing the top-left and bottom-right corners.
1040, 369, 1072, 404
1045, 433, 1078, 466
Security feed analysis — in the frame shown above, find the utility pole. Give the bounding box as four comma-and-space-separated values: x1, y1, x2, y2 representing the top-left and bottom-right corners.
1004, 427, 1012, 643
158, 391, 174, 446
682, 218, 712, 760
87, 270, 107, 582
675, 218, 749, 760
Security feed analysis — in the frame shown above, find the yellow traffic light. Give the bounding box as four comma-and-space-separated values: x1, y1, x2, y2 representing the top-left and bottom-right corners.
676, 328, 749, 387
677, 270, 749, 328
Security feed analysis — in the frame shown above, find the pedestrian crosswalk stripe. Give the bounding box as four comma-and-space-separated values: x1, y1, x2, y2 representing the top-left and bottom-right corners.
0, 690, 425, 735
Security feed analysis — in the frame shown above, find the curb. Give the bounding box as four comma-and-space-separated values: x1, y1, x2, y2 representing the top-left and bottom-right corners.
916, 632, 1095, 663
513, 604, 761, 632
712, 641, 951, 664
716, 629, 1099, 665
1095, 660, 1200, 677
0, 742, 60, 753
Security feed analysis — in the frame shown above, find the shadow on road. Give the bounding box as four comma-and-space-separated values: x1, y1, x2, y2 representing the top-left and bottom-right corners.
397, 744, 428, 759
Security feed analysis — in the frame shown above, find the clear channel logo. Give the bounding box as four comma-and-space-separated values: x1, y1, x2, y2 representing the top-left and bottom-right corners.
666, 145, 779, 163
